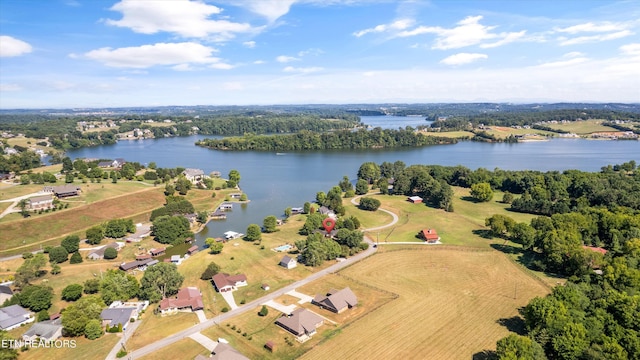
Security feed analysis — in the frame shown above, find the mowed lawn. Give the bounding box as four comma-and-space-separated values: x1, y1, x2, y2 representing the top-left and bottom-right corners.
351, 187, 535, 247
0, 185, 166, 253
301, 246, 550, 360
544, 119, 618, 134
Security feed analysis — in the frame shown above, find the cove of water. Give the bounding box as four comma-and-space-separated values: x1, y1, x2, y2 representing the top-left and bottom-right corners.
66, 116, 639, 247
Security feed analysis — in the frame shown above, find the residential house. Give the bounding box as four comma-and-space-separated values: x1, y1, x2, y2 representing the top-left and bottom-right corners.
119, 258, 153, 272
312, 287, 358, 313
211, 342, 249, 360
261, 284, 270, 291
408, 196, 423, 203
0, 305, 34, 331
182, 168, 205, 184
87, 242, 120, 260
43, 185, 81, 198
136, 254, 152, 261
0, 285, 13, 304
27, 195, 53, 210
22, 318, 63, 342
420, 229, 440, 243
158, 287, 203, 315
279, 255, 297, 269
275, 308, 324, 338
100, 306, 137, 330
212, 273, 247, 293
318, 206, 336, 218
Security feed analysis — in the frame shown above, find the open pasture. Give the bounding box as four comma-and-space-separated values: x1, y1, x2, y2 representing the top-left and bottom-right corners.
544, 119, 618, 134
301, 246, 550, 360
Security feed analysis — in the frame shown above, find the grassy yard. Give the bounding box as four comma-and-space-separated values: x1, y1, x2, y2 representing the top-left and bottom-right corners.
200, 273, 395, 360
545, 119, 618, 134
16, 333, 120, 360
138, 338, 209, 360
127, 311, 199, 351
301, 246, 550, 360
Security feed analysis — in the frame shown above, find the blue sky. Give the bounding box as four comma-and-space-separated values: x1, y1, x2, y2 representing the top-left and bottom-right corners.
0, 0, 639, 109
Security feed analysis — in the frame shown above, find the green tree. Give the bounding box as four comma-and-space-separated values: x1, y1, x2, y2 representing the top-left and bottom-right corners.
303, 202, 311, 214
83, 278, 100, 294
200, 261, 221, 280
470, 182, 494, 202
338, 176, 353, 192
62, 156, 74, 174
86, 225, 104, 245
263, 215, 278, 233
205, 238, 224, 254
13, 254, 46, 289
485, 214, 516, 237
258, 305, 269, 317
357, 162, 381, 184
139, 263, 184, 303
51, 263, 61, 275
84, 319, 103, 340
17, 285, 53, 312
496, 334, 546, 360
315, 192, 326, 205
245, 224, 262, 241
152, 215, 192, 245
61, 235, 80, 253
62, 295, 106, 337
174, 176, 192, 195
48, 246, 69, 264
502, 192, 514, 204
110, 171, 117, 183
0, 331, 18, 360
227, 169, 241, 188
284, 207, 292, 218
359, 197, 381, 211
164, 183, 175, 196
355, 179, 369, 195
104, 247, 118, 260
103, 219, 134, 238
99, 270, 140, 305
70, 251, 83, 264
62, 284, 84, 301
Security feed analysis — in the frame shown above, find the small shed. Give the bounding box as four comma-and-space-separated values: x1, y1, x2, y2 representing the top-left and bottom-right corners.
408, 196, 423, 203
265, 340, 275, 352
187, 246, 198, 255
261, 284, 270, 291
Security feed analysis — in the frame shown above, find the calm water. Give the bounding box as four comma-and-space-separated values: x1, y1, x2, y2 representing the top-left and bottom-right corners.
66, 117, 639, 246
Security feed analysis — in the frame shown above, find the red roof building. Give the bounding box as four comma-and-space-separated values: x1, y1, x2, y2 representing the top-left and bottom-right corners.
212, 273, 248, 293
421, 229, 440, 243
582, 246, 608, 255
158, 287, 203, 315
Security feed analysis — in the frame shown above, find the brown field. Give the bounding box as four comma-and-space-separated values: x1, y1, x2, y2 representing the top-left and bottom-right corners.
127, 311, 199, 351
301, 246, 550, 360
544, 119, 618, 134
138, 338, 209, 360
16, 333, 120, 360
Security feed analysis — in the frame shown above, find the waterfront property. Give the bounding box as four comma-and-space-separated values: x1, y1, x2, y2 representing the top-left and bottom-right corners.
224, 231, 244, 240
182, 168, 206, 184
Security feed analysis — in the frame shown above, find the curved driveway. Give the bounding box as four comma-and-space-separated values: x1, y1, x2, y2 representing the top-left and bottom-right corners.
120, 195, 399, 360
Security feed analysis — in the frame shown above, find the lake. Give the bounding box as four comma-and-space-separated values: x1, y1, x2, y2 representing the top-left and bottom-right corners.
66, 116, 639, 245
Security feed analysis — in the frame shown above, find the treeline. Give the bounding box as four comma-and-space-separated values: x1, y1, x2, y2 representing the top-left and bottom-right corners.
196, 128, 457, 151
431, 109, 640, 131
0, 150, 42, 172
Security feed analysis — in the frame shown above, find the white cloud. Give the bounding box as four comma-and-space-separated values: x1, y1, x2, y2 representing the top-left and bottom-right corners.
276, 55, 299, 63
243, 41, 256, 48
253, 60, 265, 64
0, 36, 33, 57
563, 51, 585, 58
0, 83, 23, 92
353, 19, 414, 37
106, 0, 253, 39
209, 62, 234, 70
558, 30, 633, 46
283, 66, 323, 73
536, 57, 589, 68
620, 43, 640, 57
396, 16, 525, 50
440, 53, 488, 65
84, 42, 223, 68
298, 48, 323, 57
240, 0, 297, 23
555, 21, 628, 34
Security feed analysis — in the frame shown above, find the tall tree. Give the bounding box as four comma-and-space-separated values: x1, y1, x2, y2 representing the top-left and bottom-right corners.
62, 295, 106, 337
139, 263, 184, 303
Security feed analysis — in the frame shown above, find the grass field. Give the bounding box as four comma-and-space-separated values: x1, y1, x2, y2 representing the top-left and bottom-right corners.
138, 338, 209, 360
127, 312, 199, 351
15, 333, 120, 360
301, 246, 550, 360
544, 119, 618, 134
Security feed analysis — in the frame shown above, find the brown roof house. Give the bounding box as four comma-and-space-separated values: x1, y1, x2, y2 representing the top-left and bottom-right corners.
212, 273, 247, 293
312, 287, 358, 313
275, 308, 324, 340
420, 229, 440, 243
158, 287, 204, 316
211, 342, 249, 360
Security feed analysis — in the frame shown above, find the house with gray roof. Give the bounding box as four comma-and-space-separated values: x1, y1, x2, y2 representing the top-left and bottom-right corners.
0, 285, 13, 304
22, 318, 63, 342
312, 287, 358, 313
27, 195, 53, 210
211, 342, 249, 360
0, 304, 34, 330
182, 168, 206, 184
100, 306, 137, 330
275, 308, 324, 339
87, 242, 120, 260
279, 255, 297, 269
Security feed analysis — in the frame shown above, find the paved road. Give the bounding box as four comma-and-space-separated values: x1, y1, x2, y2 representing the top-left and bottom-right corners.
116, 195, 399, 360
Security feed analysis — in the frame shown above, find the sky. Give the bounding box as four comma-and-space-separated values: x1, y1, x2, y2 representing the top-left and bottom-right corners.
0, 0, 639, 109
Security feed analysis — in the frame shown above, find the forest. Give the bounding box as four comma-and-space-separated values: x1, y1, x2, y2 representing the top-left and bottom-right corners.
195, 127, 457, 151
348, 160, 639, 359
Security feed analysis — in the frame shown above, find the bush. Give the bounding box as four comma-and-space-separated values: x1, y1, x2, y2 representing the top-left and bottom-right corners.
62, 284, 84, 301
103, 247, 118, 260
49, 246, 69, 264
84, 319, 103, 340
222, 307, 229, 313
22, 252, 33, 259
258, 305, 269, 317
70, 251, 83, 264
200, 262, 220, 280
116, 349, 127, 358
358, 197, 381, 211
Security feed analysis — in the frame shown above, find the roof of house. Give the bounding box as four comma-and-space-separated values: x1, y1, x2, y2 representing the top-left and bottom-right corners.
98, 161, 112, 167
421, 229, 439, 241
0, 285, 13, 296
100, 307, 136, 327
211, 342, 249, 360
212, 273, 247, 290
28, 195, 53, 203
279, 255, 295, 266
0, 305, 31, 329
582, 246, 608, 255
119, 258, 153, 271
88, 242, 120, 258
275, 308, 323, 336
312, 287, 358, 313
187, 245, 198, 253
150, 247, 166, 255
136, 254, 152, 260
23, 319, 62, 340
183, 168, 204, 177
158, 287, 203, 311
408, 196, 423, 202
51, 184, 81, 194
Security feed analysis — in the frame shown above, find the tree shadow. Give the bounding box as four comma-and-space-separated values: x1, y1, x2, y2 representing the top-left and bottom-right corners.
461, 196, 480, 203
472, 229, 493, 239
497, 316, 527, 335
490, 243, 523, 255
472, 350, 497, 360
